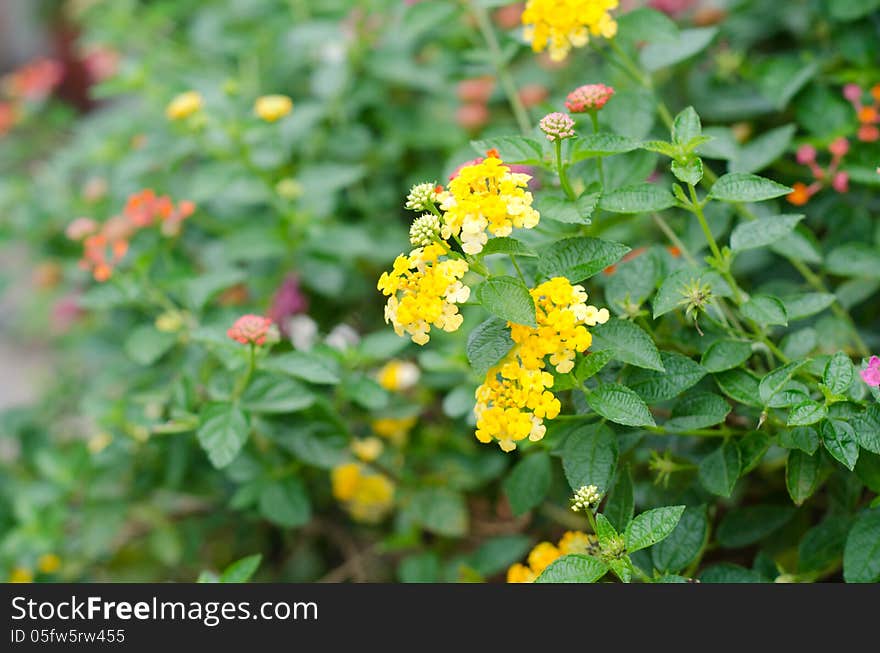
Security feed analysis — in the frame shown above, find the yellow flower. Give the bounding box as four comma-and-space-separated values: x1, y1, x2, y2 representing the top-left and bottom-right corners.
9, 567, 33, 583
377, 359, 421, 391
506, 530, 593, 583
351, 437, 384, 462
378, 243, 470, 345
166, 90, 203, 120
371, 416, 417, 446
37, 553, 61, 574
331, 462, 395, 523
522, 0, 619, 62
439, 155, 539, 255
254, 94, 293, 122
475, 278, 608, 452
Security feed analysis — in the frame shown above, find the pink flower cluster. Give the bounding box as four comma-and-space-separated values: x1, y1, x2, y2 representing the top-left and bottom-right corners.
862, 356, 880, 388
539, 112, 576, 141
787, 138, 849, 206
843, 83, 880, 143
564, 84, 615, 113
227, 315, 275, 345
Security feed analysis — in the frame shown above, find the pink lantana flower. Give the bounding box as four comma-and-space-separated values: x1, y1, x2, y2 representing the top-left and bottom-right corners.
861, 356, 880, 387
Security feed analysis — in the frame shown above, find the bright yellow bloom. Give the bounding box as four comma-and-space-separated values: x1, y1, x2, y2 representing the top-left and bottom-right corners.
439, 155, 539, 255
377, 243, 470, 345
254, 94, 293, 122
165, 91, 203, 120
377, 359, 420, 392
331, 462, 395, 523
351, 437, 383, 462
8, 567, 33, 583
507, 530, 593, 583
37, 553, 61, 574
371, 416, 417, 446
475, 278, 608, 452
522, 0, 618, 62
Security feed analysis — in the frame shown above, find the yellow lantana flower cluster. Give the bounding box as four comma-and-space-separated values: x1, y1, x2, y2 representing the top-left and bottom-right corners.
439, 155, 539, 255
331, 462, 395, 523
507, 530, 598, 582
475, 277, 609, 452
378, 243, 470, 345
521, 0, 619, 62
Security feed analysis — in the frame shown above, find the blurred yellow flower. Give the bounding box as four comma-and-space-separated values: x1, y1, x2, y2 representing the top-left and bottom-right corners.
9, 567, 33, 583
507, 531, 594, 582
165, 90, 203, 120
377, 359, 420, 392
522, 0, 618, 62
254, 94, 293, 122
351, 437, 384, 462
371, 416, 417, 446
331, 462, 395, 523
37, 553, 61, 574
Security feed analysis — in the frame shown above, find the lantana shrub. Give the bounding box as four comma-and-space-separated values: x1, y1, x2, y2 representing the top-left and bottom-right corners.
1, 0, 879, 584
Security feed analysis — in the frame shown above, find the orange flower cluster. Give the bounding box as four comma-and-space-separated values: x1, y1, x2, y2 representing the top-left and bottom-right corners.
1, 58, 63, 101
67, 189, 195, 282
843, 83, 880, 142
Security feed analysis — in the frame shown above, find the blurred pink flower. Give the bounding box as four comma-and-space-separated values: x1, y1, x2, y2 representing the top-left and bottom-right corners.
861, 356, 880, 387
268, 275, 309, 335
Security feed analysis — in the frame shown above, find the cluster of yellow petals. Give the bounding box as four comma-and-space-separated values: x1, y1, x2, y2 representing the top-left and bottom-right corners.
507, 530, 598, 582
377, 243, 470, 345
521, 0, 618, 62
371, 416, 417, 446
331, 462, 395, 523
439, 155, 539, 255
475, 278, 609, 452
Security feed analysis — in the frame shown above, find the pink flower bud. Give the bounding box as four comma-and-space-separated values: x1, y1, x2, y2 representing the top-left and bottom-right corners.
832, 171, 849, 193
828, 137, 849, 158
795, 144, 816, 165
564, 84, 615, 113
842, 84, 863, 103
538, 112, 576, 141
857, 124, 880, 142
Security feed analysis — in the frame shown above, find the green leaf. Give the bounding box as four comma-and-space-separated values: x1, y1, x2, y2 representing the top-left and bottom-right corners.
598, 183, 676, 213
729, 215, 804, 251
534, 193, 599, 225
410, 488, 468, 537
701, 339, 752, 372
534, 554, 608, 583
826, 244, 880, 279
716, 505, 795, 548
627, 351, 706, 403
470, 135, 544, 164
561, 423, 618, 493
616, 7, 679, 44
799, 516, 852, 574
843, 508, 880, 583
698, 441, 741, 497
759, 360, 808, 405
625, 505, 685, 553
715, 368, 762, 407
574, 350, 614, 383
740, 294, 788, 326
124, 325, 177, 365
729, 124, 796, 174
771, 227, 823, 264
824, 352, 854, 395
787, 401, 827, 427
671, 157, 703, 185
475, 276, 536, 327
466, 318, 513, 377
595, 512, 619, 544
538, 237, 630, 282
821, 418, 859, 470
708, 173, 791, 202
480, 236, 538, 258
786, 449, 822, 505
586, 383, 656, 427
185, 269, 246, 311
604, 466, 634, 532
640, 27, 718, 71
590, 318, 664, 372
197, 404, 249, 469
828, 0, 880, 20
672, 106, 701, 145
854, 406, 880, 454
571, 133, 639, 161
779, 293, 836, 321
779, 426, 820, 454
218, 554, 262, 583
756, 59, 817, 110
653, 267, 733, 319
503, 452, 551, 516
241, 374, 316, 414
259, 478, 311, 528
263, 350, 341, 385
666, 392, 731, 431
700, 564, 768, 583
652, 505, 708, 573
344, 375, 390, 410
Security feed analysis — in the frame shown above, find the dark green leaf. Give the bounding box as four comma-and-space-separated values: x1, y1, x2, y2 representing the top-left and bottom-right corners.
475, 276, 537, 327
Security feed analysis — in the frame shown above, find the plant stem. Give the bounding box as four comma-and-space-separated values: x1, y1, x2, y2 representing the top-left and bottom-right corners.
555, 139, 576, 199
589, 111, 605, 186
468, 0, 531, 135
509, 254, 527, 285
232, 344, 256, 400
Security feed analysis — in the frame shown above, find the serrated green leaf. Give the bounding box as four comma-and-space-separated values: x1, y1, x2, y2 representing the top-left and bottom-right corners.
729, 214, 804, 251
824, 352, 854, 395
759, 360, 808, 405
672, 106, 701, 145
561, 423, 618, 492
503, 452, 551, 516
534, 192, 599, 225
671, 157, 703, 185
534, 554, 608, 583
571, 133, 639, 161
640, 27, 718, 71
470, 135, 544, 164
476, 276, 536, 327
821, 418, 859, 470
787, 401, 827, 427
701, 339, 752, 372
786, 449, 822, 505
854, 406, 880, 454
480, 236, 538, 257
652, 505, 708, 573
466, 317, 513, 377
666, 392, 731, 431
574, 350, 614, 383
715, 368, 762, 407
627, 351, 706, 402
779, 426, 820, 454
741, 294, 788, 326
586, 383, 656, 427
708, 173, 791, 202
843, 508, 880, 583
698, 441, 741, 497
590, 318, 664, 372
197, 404, 249, 469
799, 516, 852, 574
598, 183, 676, 213
538, 237, 630, 282
625, 505, 685, 553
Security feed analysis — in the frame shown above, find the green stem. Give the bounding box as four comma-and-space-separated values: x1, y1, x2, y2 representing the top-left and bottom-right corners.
509, 254, 527, 285
589, 111, 605, 187
468, 0, 531, 135
232, 344, 256, 400
555, 139, 576, 200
